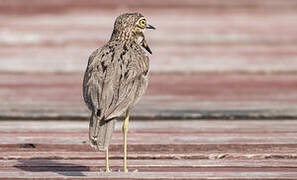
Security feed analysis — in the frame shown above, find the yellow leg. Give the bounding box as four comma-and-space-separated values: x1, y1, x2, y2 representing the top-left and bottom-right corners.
105, 148, 110, 173
122, 109, 130, 173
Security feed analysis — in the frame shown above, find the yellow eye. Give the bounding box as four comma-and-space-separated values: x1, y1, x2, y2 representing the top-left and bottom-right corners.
139, 19, 146, 27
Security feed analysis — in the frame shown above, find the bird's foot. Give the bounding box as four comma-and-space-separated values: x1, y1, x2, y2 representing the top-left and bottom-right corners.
124, 167, 128, 173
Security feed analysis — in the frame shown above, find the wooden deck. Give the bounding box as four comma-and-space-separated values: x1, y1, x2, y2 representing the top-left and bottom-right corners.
1, 0, 297, 74
2, 73, 297, 120
1, 72, 297, 179
1, 120, 297, 179
1, 0, 297, 179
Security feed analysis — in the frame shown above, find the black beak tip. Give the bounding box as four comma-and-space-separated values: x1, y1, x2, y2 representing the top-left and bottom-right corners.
147, 24, 156, 30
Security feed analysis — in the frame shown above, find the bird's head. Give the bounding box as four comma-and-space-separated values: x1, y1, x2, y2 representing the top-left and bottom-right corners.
110, 12, 155, 54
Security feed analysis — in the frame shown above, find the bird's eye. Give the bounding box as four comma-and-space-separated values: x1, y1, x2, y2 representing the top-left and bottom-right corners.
139, 19, 146, 27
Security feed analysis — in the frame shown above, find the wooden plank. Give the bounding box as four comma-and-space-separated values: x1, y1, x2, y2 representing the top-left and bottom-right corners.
1, 120, 297, 133
2, 73, 297, 120
1, 1, 297, 74
1, 151, 297, 161
2, 159, 297, 168
0, 135, 296, 146
2, 0, 297, 12
0, 132, 297, 145
1, 159, 297, 176
0, 120, 296, 179
0, 171, 297, 179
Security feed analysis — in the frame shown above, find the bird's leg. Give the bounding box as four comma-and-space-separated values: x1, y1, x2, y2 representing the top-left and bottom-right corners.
122, 109, 130, 172
105, 148, 111, 172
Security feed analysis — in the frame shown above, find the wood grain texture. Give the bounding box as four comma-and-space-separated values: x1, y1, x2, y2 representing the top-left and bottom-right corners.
0, 120, 296, 179
0, 0, 297, 73
0, 0, 297, 179
1, 73, 297, 119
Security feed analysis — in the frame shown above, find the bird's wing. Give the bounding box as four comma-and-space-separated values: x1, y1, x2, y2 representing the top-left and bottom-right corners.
84, 43, 149, 119
83, 45, 118, 150
83, 43, 149, 150
104, 43, 150, 119
83, 46, 112, 115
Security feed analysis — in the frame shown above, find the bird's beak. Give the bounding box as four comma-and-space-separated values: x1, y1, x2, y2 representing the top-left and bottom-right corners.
146, 24, 156, 30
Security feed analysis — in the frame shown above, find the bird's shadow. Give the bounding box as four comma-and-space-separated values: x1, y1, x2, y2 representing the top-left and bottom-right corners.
14, 159, 90, 177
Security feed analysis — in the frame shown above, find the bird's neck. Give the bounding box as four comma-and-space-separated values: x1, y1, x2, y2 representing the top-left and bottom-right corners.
110, 29, 143, 45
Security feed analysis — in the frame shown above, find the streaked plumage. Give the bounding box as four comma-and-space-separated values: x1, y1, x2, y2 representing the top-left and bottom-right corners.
82, 12, 155, 172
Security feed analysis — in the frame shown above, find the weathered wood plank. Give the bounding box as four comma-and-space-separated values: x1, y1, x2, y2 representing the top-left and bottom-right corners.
1, 159, 297, 175
0, 120, 296, 179
1, 120, 297, 132
2, 73, 297, 120
2, 159, 297, 168
1, 0, 297, 74
1, 151, 297, 160
2, 0, 297, 12
0, 132, 297, 145
0, 171, 297, 179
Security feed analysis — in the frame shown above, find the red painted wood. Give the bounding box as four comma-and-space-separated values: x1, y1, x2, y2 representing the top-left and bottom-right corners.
1, 0, 297, 74
1, 73, 297, 119
0, 0, 297, 179
0, 120, 296, 179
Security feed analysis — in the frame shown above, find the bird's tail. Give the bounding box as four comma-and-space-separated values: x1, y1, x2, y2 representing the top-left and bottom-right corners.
89, 112, 116, 151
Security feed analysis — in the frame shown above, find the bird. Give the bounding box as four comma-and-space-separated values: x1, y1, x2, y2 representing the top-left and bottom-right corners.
82, 12, 155, 173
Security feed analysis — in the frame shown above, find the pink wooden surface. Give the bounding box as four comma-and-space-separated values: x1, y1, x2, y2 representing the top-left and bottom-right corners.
1, 73, 297, 119
0, 120, 296, 179
0, 0, 297, 73
0, 0, 297, 179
